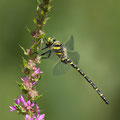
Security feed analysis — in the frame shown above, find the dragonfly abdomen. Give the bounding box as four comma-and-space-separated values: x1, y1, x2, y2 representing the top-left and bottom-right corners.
63, 58, 109, 104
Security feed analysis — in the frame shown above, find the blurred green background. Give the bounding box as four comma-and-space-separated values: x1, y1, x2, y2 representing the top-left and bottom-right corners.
0, 0, 120, 120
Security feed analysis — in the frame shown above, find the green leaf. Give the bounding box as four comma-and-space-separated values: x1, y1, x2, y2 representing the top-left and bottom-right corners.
15, 105, 26, 114
33, 18, 37, 24
34, 94, 43, 100
26, 26, 31, 33
38, 74, 44, 80
40, 10, 44, 15
24, 67, 30, 75
43, 17, 50, 25
22, 57, 28, 68
19, 45, 28, 55
37, 5, 40, 11
47, 5, 52, 11
37, 0, 41, 5
17, 82, 26, 90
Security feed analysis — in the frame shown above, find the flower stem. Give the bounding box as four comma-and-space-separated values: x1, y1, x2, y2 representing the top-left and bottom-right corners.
9, 0, 52, 119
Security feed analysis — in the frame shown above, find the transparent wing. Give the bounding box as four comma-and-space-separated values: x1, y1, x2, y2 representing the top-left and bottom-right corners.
67, 51, 80, 65
49, 52, 58, 61
52, 60, 69, 75
64, 35, 74, 51
52, 51, 80, 75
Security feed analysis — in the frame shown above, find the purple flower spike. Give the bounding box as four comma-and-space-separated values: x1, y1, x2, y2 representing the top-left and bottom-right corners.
9, 105, 16, 112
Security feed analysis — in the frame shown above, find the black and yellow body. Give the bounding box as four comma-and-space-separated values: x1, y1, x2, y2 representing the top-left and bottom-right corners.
41, 37, 109, 104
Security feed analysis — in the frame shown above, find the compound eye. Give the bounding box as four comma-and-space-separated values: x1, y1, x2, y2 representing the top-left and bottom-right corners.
47, 37, 56, 46
53, 38, 56, 42
46, 37, 51, 45
49, 39, 53, 44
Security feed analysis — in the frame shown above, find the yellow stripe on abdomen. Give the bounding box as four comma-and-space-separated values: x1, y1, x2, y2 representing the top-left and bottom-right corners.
53, 47, 61, 50
69, 62, 73, 65
56, 52, 62, 55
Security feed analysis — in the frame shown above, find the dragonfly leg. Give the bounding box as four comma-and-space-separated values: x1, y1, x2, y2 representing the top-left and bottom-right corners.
30, 45, 49, 56
41, 50, 51, 59
31, 51, 39, 56
40, 46, 48, 50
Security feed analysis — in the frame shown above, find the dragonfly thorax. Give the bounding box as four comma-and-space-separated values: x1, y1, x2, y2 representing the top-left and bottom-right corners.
51, 41, 68, 60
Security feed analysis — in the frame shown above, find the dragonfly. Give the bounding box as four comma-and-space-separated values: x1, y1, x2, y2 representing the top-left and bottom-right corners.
40, 35, 109, 104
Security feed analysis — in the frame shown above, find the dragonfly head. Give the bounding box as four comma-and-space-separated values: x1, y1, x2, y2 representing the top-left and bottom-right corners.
46, 37, 56, 46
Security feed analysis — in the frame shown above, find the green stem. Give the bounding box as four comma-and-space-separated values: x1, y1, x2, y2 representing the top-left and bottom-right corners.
35, 0, 52, 30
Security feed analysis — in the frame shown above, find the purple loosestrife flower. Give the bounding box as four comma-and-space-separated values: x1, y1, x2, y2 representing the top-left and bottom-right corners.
34, 104, 39, 112
19, 95, 35, 110
19, 95, 28, 107
28, 59, 36, 69
26, 49, 32, 55
34, 56, 41, 64
9, 106, 16, 112
32, 67, 43, 77
32, 30, 44, 39
9, 97, 21, 112
9, 95, 45, 120
25, 114, 34, 120
34, 111, 45, 120
25, 115, 30, 120
28, 89, 38, 100
26, 100, 34, 110
32, 81, 37, 85
34, 67, 40, 74
14, 98, 20, 105
21, 77, 33, 90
